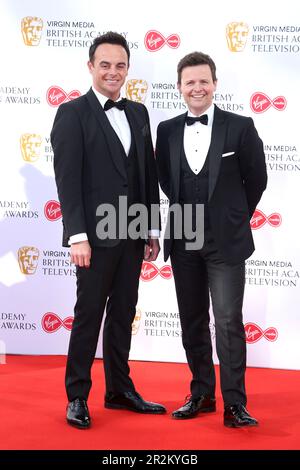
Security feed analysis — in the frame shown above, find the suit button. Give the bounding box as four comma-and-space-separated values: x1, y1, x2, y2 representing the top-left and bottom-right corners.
123, 183, 128, 187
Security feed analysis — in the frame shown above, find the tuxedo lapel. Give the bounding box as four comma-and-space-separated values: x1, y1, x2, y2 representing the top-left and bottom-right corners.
208, 105, 227, 200
86, 89, 127, 180
169, 114, 185, 201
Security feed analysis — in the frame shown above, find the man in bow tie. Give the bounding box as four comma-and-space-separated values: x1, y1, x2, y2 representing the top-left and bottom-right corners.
51, 32, 165, 429
156, 51, 267, 427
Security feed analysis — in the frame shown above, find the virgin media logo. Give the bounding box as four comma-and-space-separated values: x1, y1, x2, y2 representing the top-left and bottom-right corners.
250, 92, 287, 113
144, 30, 180, 52
46, 86, 81, 107
244, 322, 278, 344
41, 312, 73, 333
140, 261, 172, 281
250, 209, 282, 230
44, 200, 62, 221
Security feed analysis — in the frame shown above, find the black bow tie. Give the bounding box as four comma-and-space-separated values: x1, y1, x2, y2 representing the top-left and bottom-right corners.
104, 98, 127, 111
186, 114, 208, 126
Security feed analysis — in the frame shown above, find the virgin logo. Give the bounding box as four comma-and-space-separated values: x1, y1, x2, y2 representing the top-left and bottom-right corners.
41, 312, 73, 333
46, 86, 81, 107
250, 92, 287, 113
44, 200, 62, 221
140, 261, 172, 281
250, 209, 282, 230
144, 30, 180, 52
244, 322, 278, 344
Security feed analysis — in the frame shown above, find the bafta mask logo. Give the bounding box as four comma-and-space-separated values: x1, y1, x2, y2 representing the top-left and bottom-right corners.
20, 134, 42, 162
126, 79, 148, 103
21, 16, 43, 46
18, 246, 40, 275
226, 22, 249, 52
131, 308, 142, 335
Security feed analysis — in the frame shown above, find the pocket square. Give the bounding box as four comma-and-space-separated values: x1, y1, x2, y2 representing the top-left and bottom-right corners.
221, 151, 235, 157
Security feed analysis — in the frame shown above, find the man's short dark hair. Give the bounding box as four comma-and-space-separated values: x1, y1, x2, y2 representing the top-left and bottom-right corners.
177, 51, 217, 83
89, 31, 130, 64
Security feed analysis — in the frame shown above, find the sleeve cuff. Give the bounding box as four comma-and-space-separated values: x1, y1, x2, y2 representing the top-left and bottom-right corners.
148, 229, 160, 238
68, 233, 88, 246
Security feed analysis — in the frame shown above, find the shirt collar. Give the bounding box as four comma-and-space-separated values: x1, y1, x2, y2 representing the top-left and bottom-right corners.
187, 103, 214, 126
92, 86, 124, 108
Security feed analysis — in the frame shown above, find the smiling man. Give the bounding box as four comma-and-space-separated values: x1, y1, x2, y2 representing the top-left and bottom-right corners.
156, 51, 267, 427
51, 32, 165, 429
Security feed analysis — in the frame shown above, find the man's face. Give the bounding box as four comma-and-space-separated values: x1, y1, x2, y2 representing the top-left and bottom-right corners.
178, 64, 217, 116
88, 43, 129, 100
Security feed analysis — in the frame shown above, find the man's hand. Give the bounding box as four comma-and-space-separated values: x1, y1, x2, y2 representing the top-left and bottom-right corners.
144, 238, 160, 261
70, 240, 91, 268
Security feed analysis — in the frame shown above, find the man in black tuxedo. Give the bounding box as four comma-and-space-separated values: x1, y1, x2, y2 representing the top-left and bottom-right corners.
156, 52, 267, 427
51, 32, 166, 429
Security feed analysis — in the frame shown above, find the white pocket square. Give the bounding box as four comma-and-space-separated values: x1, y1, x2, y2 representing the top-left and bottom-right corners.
221, 151, 235, 157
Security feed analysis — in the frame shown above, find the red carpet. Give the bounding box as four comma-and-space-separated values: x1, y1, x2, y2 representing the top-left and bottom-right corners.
0, 355, 300, 450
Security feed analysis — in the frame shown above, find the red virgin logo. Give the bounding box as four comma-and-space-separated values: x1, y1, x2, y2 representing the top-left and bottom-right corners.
250, 92, 287, 113
46, 86, 81, 107
144, 30, 180, 52
250, 209, 282, 229
140, 261, 172, 281
245, 322, 278, 343
44, 200, 62, 221
41, 312, 73, 333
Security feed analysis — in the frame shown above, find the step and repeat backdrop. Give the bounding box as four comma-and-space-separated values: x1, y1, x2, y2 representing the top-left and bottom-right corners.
0, 0, 299, 369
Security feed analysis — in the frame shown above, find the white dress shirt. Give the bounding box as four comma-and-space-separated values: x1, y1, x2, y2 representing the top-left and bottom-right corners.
92, 87, 131, 155
184, 104, 214, 174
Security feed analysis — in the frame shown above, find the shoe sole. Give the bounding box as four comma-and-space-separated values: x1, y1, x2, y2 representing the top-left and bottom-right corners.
105, 403, 166, 414
172, 406, 216, 419
224, 421, 258, 428
67, 419, 91, 429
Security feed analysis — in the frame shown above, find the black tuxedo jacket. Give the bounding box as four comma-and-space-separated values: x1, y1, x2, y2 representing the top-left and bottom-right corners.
51, 88, 159, 247
156, 105, 267, 264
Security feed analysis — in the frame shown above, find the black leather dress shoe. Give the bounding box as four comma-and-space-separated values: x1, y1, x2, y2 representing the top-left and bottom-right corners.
172, 394, 216, 419
224, 403, 258, 428
66, 398, 91, 429
105, 391, 166, 414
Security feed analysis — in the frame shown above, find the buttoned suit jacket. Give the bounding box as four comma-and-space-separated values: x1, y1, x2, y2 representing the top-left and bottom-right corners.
51, 88, 159, 247
156, 105, 267, 264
